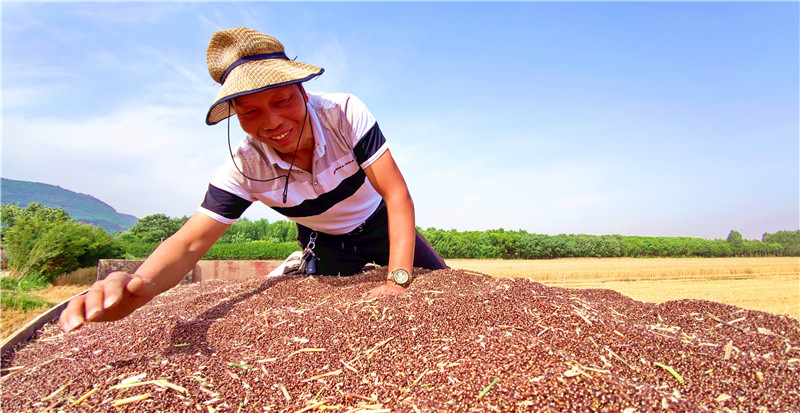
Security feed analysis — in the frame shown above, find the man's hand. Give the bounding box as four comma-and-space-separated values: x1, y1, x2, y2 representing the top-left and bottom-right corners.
59, 271, 158, 333
362, 282, 407, 299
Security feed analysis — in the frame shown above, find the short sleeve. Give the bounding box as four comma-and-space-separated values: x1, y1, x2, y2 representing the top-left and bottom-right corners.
198, 184, 253, 224
342, 94, 388, 168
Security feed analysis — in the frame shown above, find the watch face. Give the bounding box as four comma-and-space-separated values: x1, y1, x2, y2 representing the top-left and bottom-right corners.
393, 269, 410, 285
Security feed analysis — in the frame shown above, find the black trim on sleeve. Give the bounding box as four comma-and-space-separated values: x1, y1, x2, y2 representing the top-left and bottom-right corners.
271, 168, 367, 218
201, 184, 253, 220
353, 122, 386, 165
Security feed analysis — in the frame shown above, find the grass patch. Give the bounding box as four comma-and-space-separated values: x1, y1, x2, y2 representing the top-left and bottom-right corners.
0, 285, 89, 340
1, 272, 52, 291
1, 291, 54, 311
18, 272, 52, 290
1, 268, 94, 339
0, 275, 17, 291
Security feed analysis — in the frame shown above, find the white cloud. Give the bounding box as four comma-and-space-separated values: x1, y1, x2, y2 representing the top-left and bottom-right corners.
303, 37, 349, 94
3, 102, 227, 218
3, 2, 796, 240
69, 3, 190, 25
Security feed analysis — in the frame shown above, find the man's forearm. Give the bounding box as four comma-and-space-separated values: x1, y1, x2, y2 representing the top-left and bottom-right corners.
386, 196, 416, 275
134, 233, 209, 295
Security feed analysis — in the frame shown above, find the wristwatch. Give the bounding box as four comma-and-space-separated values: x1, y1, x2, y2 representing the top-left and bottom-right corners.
387, 268, 412, 287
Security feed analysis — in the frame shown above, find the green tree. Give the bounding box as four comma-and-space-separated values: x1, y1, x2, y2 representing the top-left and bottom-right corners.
488, 230, 521, 259
1, 203, 124, 280
763, 230, 800, 256
267, 220, 298, 243
216, 218, 299, 244
710, 239, 733, 257
550, 234, 575, 258
726, 230, 744, 256
124, 214, 188, 243
520, 233, 548, 259
2, 202, 70, 230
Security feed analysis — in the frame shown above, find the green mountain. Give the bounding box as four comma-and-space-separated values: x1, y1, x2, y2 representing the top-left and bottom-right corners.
1, 178, 138, 233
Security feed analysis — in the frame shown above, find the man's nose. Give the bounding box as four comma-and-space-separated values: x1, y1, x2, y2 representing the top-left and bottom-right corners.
259, 110, 281, 131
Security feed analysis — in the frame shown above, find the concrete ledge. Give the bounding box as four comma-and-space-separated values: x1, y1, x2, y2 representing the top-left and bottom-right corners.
97, 259, 282, 283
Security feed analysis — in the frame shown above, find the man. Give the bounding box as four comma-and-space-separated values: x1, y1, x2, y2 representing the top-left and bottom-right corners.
60, 27, 447, 333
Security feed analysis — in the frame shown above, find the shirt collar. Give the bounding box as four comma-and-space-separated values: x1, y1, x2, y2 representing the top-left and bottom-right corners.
307, 100, 327, 159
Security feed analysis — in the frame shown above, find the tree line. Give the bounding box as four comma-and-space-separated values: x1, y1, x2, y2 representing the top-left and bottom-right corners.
117, 213, 300, 260
417, 228, 797, 259
79, 211, 800, 260
2, 203, 798, 282
119, 213, 298, 244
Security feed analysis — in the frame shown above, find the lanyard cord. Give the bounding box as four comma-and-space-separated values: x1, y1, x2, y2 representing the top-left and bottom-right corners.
226, 101, 309, 204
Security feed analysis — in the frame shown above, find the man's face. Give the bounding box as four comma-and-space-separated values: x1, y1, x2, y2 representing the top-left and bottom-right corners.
232, 84, 309, 154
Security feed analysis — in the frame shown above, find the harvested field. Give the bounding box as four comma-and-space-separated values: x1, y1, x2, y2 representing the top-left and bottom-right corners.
548, 275, 799, 320
447, 257, 800, 282
448, 258, 800, 319
2, 268, 799, 412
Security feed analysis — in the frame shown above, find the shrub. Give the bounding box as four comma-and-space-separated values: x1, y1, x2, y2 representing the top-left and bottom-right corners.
120, 241, 160, 260
203, 241, 300, 260
16, 272, 52, 291
124, 214, 188, 243
0, 271, 56, 312
1, 203, 124, 280
1, 275, 19, 291
0, 272, 51, 291
120, 240, 300, 261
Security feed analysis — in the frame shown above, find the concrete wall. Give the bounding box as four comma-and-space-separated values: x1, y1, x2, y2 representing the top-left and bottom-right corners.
191, 260, 281, 282
97, 259, 282, 283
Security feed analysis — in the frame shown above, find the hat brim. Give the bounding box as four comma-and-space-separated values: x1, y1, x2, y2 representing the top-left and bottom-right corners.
206, 59, 323, 125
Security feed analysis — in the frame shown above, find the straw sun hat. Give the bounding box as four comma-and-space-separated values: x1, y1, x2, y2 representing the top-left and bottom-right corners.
205, 27, 324, 125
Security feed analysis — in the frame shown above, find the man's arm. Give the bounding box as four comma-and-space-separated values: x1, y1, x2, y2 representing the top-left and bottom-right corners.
362, 149, 415, 297
59, 212, 230, 332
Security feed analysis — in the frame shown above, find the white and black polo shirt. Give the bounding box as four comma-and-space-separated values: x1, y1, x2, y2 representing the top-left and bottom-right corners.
198, 92, 388, 235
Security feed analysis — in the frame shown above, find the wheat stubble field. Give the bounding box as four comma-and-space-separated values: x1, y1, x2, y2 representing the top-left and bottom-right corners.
447, 257, 800, 319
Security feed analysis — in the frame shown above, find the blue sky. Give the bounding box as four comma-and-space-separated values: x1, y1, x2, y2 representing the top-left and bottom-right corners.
3, 1, 798, 240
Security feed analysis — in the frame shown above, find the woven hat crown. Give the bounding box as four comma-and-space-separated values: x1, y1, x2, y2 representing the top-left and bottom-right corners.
205, 27, 323, 125
207, 28, 285, 83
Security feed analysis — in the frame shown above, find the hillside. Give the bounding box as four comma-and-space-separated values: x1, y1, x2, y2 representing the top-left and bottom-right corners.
0, 178, 138, 233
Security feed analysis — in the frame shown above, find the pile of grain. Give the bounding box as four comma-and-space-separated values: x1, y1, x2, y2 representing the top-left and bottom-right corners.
2, 269, 799, 412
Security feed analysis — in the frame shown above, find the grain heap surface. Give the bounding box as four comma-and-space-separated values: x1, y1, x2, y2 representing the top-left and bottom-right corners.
2, 269, 799, 412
